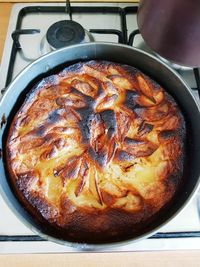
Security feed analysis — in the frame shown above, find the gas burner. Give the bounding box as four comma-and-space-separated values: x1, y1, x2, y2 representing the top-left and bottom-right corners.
46, 20, 86, 49
40, 20, 94, 55
155, 53, 192, 71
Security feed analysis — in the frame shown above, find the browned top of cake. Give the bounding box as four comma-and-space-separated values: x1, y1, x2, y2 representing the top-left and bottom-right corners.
6, 60, 185, 242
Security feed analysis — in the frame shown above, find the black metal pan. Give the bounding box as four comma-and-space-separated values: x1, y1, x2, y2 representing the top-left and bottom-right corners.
0, 42, 200, 249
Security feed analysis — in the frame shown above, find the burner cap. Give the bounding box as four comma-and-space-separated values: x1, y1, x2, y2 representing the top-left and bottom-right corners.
46, 20, 85, 49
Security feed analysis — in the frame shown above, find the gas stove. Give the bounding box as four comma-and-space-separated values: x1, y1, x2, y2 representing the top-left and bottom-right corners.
0, 3, 200, 254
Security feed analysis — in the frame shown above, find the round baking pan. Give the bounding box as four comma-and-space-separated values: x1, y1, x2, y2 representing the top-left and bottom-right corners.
0, 42, 200, 249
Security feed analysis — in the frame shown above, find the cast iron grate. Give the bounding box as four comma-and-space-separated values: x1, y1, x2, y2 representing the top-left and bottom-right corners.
8, 5, 128, 86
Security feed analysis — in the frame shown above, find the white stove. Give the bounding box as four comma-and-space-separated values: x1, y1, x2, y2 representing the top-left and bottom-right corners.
0, 3, 200, 254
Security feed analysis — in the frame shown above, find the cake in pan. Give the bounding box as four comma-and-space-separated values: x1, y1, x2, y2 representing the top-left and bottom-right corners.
6, 60, 186, 242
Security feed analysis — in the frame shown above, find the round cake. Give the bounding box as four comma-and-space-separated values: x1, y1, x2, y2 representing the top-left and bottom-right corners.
6, 60, 185, 243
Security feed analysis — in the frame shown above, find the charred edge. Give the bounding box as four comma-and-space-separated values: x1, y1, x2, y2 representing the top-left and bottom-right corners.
71, 87, 95, 144
47, 109, 62, 124
124, 137, 144, 145
115, 149, 134, 161
31, 125, 47, 137
77, 107, 93, 144
159, 130, 176, 139
123, 164, 135, 172
88, 147, 107, 167
99, 110, 116, 133
25, 192, 58, 223
165, 173, 181, 190
124, 90, 138, 110
70, 87, 93, 107
59, 62, 84, 77
138, 122, 153, 135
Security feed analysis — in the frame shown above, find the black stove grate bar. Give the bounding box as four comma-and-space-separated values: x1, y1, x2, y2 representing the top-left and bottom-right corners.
5, 5, 129, 86
124, 6, 138, 14
128, 29, 140, 46
12, 29, 40, 49
21, 6, 123, 14
65, 0, 72, 20
0, 231, 200, 242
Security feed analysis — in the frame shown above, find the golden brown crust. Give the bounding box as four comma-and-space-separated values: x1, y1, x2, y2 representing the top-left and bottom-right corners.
5, 60, 185, 242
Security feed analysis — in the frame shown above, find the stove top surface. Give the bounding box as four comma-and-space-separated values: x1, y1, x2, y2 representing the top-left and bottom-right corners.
0, 3, 200, 253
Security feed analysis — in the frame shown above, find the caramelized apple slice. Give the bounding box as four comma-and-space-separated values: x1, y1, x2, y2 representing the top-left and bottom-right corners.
83, 65, 110, 83
156, 115, 180, 131
137, 75, 155, 102
88, 113, 106, 153
56, 93, 86, 108
71, 79, 97, 98
136, 95, 156, 107
64, 107, 81, 125
108, 75, 133, 90
107, 65, 139, 91
115, 107, 135, 142
137, 121, 154, 136
108, 65, 121, 75
94, 93, 118, 112
114, 192, 142, 211
161, 142, 181, 160
39, 85, 72, 99
74, 159, 89, 197
123, 137, 158, 158
136, 103, 170, 122
19, 137, 44, 153
102, 81, 117, 95
136, 90, 164, 107
101, 181, 127, 199
154, 90, 164, 104
57, 156, 82, 182
40, 146, 57, 160
106, 136, 117, 164
89, 166, 103, 205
